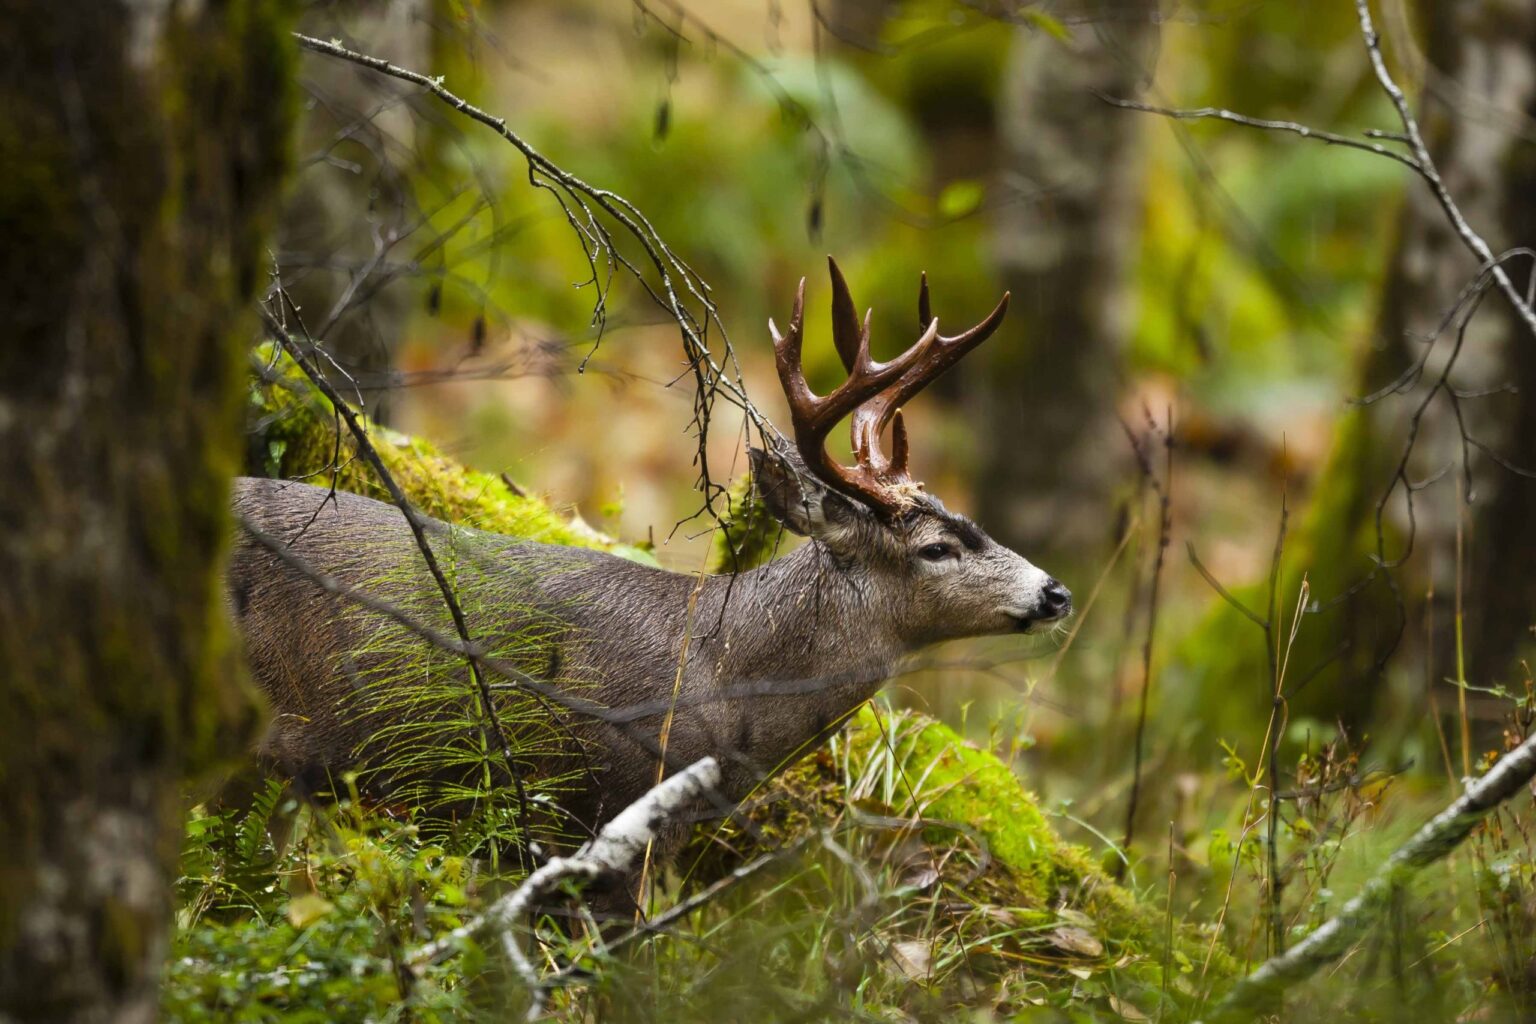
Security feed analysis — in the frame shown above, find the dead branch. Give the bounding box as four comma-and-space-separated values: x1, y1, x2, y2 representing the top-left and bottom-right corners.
290, 31, 772, 520
261, 305, 538, 868
1106, 0, 1536, 341
1203, 730, 1536, 1023
407, 756, 723, 1021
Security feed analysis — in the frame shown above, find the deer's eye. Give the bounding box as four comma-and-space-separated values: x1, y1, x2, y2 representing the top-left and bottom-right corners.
917, 542, 956, 563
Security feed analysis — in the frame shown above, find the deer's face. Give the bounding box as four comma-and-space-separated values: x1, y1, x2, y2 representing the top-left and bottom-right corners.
880, 498, 1070, 642
751, 449, 1071, 645
754, 257, 1071, 648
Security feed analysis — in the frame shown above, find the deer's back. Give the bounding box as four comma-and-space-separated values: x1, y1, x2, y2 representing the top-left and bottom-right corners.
227, 478, 699, 814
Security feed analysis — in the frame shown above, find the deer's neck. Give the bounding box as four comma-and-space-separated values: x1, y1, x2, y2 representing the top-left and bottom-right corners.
683, 542, 903, 757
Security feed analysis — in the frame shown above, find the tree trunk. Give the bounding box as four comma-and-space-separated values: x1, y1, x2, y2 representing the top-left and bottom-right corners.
0, 4, 292, 1020
1301, 0, 1536, 715
972, 0, 1161, 563
1431, 4, 1536, 684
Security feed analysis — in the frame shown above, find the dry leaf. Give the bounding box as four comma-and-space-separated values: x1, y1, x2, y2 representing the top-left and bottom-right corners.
889, 940, 932, 982
1108, 995, 1150, 1021
1050, 925, 1105, 959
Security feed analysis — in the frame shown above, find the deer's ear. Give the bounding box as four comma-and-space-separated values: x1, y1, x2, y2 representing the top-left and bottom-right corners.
749, 446, 859, 539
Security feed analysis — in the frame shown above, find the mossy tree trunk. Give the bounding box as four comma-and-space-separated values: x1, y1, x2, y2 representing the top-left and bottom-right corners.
0, 4, 292, 1020
1281, 0, 1536, 723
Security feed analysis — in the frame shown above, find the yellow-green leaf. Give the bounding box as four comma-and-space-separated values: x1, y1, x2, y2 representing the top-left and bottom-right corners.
287, 893, 334, 929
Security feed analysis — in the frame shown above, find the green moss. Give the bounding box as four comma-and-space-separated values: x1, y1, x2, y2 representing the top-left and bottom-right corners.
864, 707, 1057, 898
706, 472, 785, 574
678, 703, 1233, 1016
850, 707, 1229, 969
247, 349, 656, 565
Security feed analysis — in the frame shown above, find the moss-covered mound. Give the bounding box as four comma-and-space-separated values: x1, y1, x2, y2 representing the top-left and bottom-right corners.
672, 703, 1233, 1017
243, 363, 1232, 1017
248, 349, 655, 563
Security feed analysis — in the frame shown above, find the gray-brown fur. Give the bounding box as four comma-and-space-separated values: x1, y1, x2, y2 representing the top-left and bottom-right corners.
228, 446, 1069, 858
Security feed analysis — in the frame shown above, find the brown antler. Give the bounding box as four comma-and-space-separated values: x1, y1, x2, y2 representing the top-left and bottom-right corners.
771, 257, 1010, 515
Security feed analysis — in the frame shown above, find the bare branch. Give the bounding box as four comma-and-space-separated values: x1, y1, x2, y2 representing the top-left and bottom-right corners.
1105, 1, 1536, 342
1203, 730, 1536, 1022
260, 305, 538, 867
1098, 94, 1424, 172
407, 757, 724, 1021
1351, 0, 1536, 340
291, 30, 773, 520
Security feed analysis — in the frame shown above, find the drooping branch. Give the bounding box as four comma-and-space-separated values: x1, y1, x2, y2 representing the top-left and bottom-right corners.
290, 31, 774, 519
261, 305, 538, 868
1202, 731, 1536, 1022
1098, 96, 1425, 172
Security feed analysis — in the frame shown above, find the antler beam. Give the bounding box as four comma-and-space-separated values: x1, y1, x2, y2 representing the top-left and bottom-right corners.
770, 257, 1010, 515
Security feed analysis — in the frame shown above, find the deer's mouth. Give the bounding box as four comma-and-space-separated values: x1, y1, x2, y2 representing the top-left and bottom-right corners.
1001, 604, 1071, 633
1001, 608, 1039, 633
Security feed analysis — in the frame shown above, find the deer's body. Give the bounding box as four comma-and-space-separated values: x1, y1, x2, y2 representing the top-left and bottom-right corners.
229, 260, 1070, 867
231, 477, 907, 830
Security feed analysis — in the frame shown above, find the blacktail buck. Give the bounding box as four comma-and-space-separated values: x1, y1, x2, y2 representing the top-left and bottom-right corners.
229, 257, 1071, 866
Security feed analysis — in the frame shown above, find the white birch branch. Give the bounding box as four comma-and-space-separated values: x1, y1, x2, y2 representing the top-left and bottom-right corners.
408, 757, 722, 1020
1202, 730, 1536, 1023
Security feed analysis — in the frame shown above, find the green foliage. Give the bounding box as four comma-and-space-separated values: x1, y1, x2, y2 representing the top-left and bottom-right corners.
706, 472, 784, 573
675, 709, 1234, 1019
170, 797, 485, 1022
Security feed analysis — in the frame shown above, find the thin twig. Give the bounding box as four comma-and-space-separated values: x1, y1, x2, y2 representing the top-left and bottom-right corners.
1098, 95, 1423, 172
1264, 495, 1291, 958
1104, 2, 1536, 343
1351, 0, 1536, 341
1120, 407, 1174, 869
291, 30, 773, 525
261, 307, 537, 871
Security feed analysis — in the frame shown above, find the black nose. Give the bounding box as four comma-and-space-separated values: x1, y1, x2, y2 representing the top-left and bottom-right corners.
1042, 578, 1072, 616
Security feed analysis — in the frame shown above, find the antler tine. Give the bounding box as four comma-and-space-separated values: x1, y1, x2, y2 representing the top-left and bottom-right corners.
771, 265, 939, 511
868, 288, 1011, 436
769, 277, 811, 404
827, 256, 866, 374
770, 262, 1005, 516
889, 409, 909, 475
847, 315, 938, 481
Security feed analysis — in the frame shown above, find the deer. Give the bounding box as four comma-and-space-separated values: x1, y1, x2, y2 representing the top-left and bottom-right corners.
227, 257, 1071, 881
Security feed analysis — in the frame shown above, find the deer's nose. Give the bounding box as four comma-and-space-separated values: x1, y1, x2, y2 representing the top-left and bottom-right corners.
1042, 578, 1072, 617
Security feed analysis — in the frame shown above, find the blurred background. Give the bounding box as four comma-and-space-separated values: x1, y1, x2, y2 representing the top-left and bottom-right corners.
282, 0, 1536, 885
